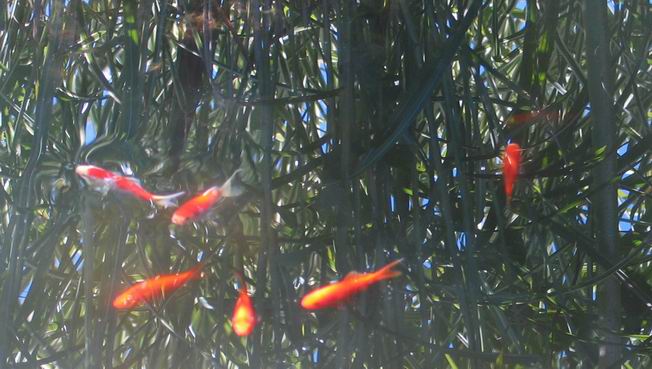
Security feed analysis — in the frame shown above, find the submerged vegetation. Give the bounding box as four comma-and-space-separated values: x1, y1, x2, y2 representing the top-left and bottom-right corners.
0, 0, 650, 368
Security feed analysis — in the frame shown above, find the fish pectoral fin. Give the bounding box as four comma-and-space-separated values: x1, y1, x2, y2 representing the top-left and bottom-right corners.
336, 296, 357, 309
151, 191, 185, 208
97, 184, 112, 196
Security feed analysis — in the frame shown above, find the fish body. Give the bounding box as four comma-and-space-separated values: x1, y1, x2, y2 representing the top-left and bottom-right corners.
75, 165, 117, 193
113, 176, 160, 202
300, 259, 403, 310
75, 164, 184, 207
507, 109, 557, 126
112, 263, 204, 310
231, 284, 257, 336
503, 143, 522, 205
171, 170, 243, 225
79, 165, 115, 180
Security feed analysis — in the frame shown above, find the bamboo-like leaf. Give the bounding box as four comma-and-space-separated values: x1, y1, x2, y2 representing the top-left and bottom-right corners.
0, 1, 650, 368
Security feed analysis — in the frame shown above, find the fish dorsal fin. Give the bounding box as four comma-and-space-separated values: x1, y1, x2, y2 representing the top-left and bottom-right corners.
124, 176, 142, 185
202, 186, 219, 197
97, 183, 112, 196
119, 162, 134, 176
343, 271, 362, 281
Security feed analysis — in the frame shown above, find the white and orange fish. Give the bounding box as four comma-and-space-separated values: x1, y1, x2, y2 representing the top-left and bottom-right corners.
75, 164, 184, 207
171, 170, 243, 225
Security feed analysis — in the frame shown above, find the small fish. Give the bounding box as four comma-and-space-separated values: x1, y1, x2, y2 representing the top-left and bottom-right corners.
231, 278, 257, 337
75, 164, 184, 207
171, 170, 243, 225
503, 143, 522, 206
112, 262, 205, 310
300, 259, 403, 310
506, 109, 557, 126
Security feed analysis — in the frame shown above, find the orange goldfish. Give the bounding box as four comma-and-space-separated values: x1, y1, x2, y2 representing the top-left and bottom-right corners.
231, 278, 257, 336
171, 170, 243, 225
506, 109, 558, 126
75, 164, 184, 207
112, 262, 205, 310
300, 259, 403, 310
503, 143, 522, 205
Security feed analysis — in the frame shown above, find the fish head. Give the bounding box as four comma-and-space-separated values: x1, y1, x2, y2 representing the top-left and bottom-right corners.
300, 285, 338, 310
112, 292, 140, 310
503, 144, 522, 168
232, 302, 256, 336
300, 291, 318, 310
75, 165, 115, 192
232, 318, 255, 336
171, 212, 187, 225
506, 143, 522, 158
75, 165, 95, 179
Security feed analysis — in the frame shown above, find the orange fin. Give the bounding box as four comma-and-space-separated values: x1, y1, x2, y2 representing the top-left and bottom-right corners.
187, 261, 207, 280
220, 169, 243, 198
201, 186, 220, 197
373, 259, 403, 281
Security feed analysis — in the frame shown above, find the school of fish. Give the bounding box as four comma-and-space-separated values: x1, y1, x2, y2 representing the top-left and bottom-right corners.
76, 141, 520, 337
76, 164, 399, 337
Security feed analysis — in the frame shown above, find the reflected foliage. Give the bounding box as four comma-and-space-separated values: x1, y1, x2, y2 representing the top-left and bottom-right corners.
0, 0, 650, 368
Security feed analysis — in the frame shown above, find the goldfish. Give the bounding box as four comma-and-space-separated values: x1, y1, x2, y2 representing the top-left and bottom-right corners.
231, 278, 257, 336
506, 109, 558, 126
171, 170, 243, 225
75, 164, 184, 207
300, 259, 403, 310
503, 143, 522, 206
112, 262, 205, 310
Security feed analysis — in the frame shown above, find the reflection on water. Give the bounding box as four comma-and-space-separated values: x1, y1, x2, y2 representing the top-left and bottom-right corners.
0, 1, 649, 368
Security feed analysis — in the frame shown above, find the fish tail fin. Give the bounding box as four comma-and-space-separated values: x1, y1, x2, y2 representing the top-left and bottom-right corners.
221, 169, 244, 198
504, 179, 512, 205
234, 271, 247, 289
224, 15, 235, 32
373, 258, 403, 282
188, 261, 207, 280
151, 191, 185, 208
235, 271, 247, 291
